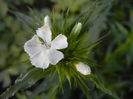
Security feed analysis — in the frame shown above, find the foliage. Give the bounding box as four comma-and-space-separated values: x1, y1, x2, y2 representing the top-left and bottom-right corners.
0, 0, 133, 99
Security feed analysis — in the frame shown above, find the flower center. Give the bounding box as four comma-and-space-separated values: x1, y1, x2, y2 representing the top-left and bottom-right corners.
43, 42, 51, 49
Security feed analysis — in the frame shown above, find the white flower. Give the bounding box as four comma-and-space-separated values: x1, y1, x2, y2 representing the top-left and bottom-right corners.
75, 62, 91, 75
24, 16, 68, 69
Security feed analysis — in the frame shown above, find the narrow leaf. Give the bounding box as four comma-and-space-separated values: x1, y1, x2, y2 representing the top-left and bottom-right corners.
0, 67, 54, 99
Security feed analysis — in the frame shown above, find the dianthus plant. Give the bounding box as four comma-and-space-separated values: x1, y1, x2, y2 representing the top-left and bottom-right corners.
0, 8, 118, 99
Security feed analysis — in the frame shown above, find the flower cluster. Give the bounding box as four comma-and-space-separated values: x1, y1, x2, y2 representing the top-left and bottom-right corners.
24, 16, 91, 75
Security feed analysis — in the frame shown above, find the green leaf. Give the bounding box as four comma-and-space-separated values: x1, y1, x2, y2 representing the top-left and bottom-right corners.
42, 85, 58, 99
87, 0, 112, 43
89, 74, 119, 99
51, 0, 88, 12
78, 77, 91, 99
0, 67, 54, 99
29, 74, 59, 99
115, 22, 128, 37
0, 0, 8, 18
86, 31, 111, 50
9, 11, 37, 32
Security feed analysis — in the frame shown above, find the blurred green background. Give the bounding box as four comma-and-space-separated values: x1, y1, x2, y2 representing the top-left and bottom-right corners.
0, 0, 133, 99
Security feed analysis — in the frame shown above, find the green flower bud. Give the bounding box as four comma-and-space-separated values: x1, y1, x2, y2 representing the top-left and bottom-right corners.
73, 22, 82, 34
44, 15, 51, 27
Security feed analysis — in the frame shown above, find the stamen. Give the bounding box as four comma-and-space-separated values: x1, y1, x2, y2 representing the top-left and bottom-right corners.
43, 42, 51, 49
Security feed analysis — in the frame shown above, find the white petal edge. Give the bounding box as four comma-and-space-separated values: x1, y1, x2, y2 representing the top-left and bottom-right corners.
51, 34, 68, 49
24, 35, 43, 57
48, 49, 64, 65
30, 51, 49, 69
75, 62, 91, 75
36, 24, 52, 43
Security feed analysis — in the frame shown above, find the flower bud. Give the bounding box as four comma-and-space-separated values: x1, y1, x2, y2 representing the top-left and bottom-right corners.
73, 22, 82, 34
44, 15, 51, 27
75, 62, 91, 75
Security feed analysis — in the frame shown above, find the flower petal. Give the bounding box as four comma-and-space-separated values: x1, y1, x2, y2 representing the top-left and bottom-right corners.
31, 51, 49, 69
75, 62, 91, 75
51, 34, 68, 49
48, 49, 64, 65
36, 24, 52, 43
24, 35, 43, 57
